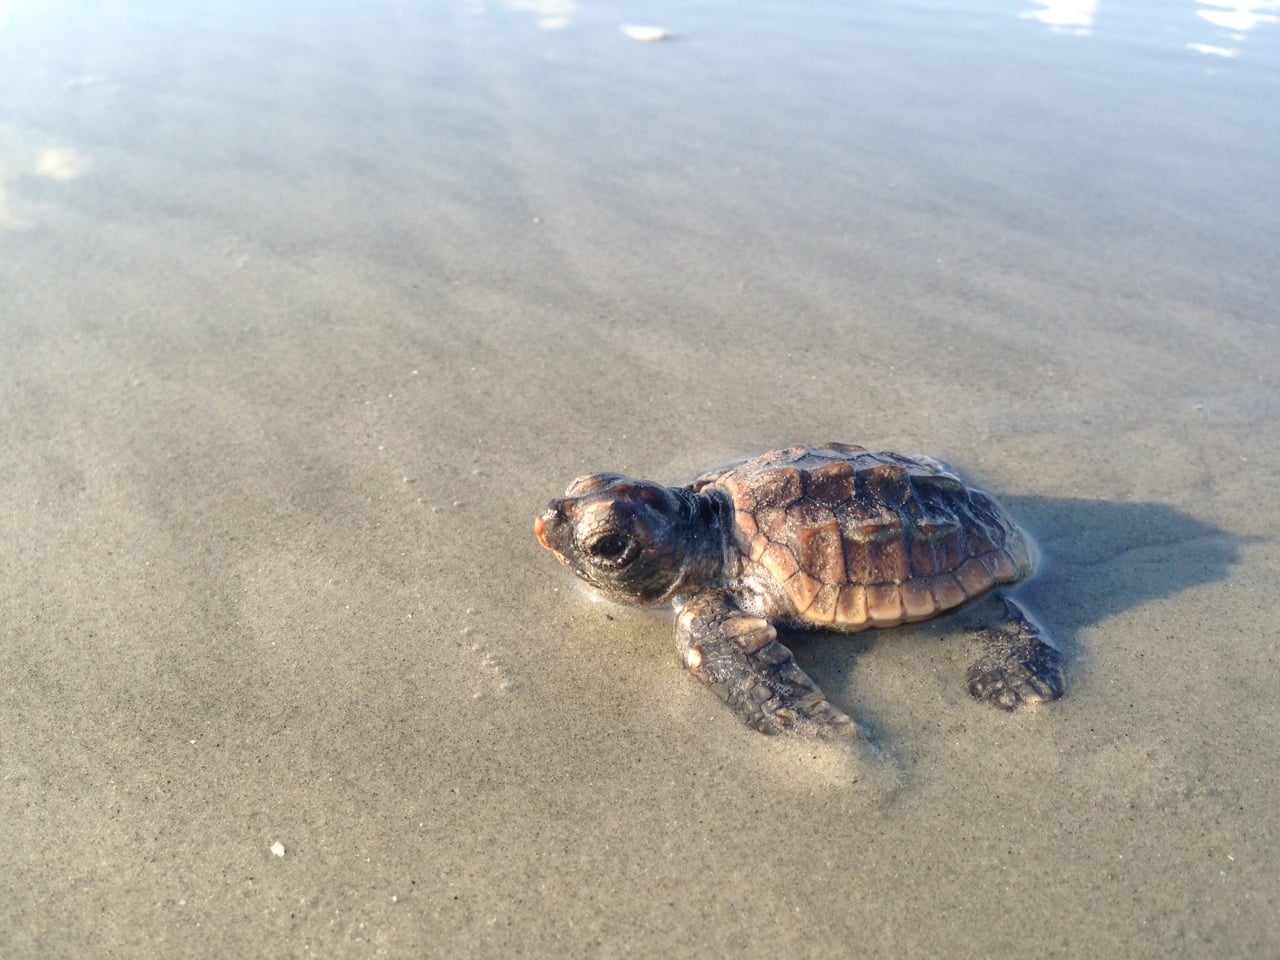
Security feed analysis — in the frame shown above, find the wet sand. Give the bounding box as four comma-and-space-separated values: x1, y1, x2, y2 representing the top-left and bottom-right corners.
2, 1, 1279, 956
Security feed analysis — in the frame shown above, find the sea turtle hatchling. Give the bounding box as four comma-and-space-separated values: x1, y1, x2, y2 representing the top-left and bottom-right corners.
534, 443, 1064, 738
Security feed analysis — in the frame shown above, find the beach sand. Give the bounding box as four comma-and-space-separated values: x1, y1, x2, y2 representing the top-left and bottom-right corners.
2, 1, 1278, 956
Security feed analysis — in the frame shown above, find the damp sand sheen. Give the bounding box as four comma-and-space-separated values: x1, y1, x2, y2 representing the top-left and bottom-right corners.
1, 2, 1278, 958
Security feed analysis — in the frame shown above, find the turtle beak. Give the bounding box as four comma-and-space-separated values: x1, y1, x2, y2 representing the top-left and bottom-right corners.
534, 501, 567, 554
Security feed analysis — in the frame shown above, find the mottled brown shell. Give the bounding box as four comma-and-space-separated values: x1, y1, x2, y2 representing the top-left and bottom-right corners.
691, 443, 1033, 630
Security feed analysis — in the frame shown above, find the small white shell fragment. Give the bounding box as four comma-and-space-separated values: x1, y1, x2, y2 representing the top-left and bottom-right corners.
621, 24, 669, 42
270, 841, 286, 857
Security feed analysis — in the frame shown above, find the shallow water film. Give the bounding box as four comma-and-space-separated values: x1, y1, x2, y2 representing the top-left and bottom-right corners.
2, 1, 1278, 957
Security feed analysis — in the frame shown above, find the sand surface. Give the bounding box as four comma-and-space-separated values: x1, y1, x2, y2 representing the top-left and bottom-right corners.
3, 1, 1279, 956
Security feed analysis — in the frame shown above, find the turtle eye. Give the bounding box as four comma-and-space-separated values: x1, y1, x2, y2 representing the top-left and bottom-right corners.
586, 533, 635, 565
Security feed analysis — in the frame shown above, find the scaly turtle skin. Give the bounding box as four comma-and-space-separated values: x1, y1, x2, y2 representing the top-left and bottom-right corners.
534, 443, 1064, 738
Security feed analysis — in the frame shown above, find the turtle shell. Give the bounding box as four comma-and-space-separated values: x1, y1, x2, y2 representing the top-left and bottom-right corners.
691, 443, 1033, 630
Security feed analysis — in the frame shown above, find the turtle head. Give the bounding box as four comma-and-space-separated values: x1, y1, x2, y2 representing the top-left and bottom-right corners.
535, 473, 721, 606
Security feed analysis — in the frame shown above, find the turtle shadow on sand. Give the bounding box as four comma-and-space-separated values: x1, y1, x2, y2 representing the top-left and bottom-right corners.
1005, 496, 1249, 637
794, 495, 1250, 720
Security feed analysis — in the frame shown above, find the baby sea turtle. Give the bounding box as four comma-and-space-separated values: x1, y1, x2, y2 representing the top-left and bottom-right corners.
534, 443, 1064, 738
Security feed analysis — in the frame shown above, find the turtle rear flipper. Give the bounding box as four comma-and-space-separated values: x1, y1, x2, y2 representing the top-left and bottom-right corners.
966, 594, 1065, 711
676, 592, 861, 738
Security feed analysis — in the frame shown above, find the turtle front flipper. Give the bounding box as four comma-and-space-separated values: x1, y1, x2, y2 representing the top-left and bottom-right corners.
675, 592, 861, 738
967, 594, 1065, 711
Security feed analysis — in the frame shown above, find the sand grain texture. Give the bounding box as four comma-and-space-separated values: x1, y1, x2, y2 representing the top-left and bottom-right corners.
2, 1, 1278, 957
